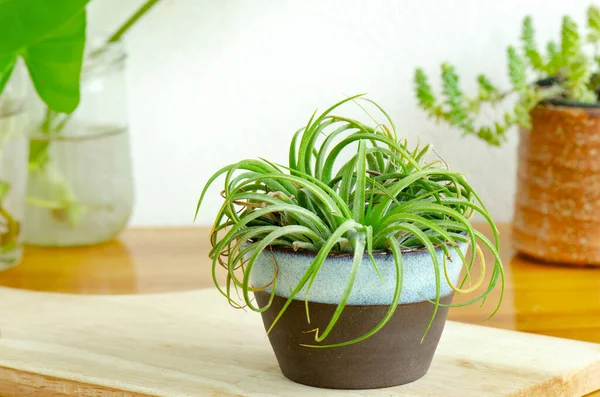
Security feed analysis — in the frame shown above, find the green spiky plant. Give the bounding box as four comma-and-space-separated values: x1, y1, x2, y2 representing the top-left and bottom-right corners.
415, 5, 600, 146
196, 95, 504, 347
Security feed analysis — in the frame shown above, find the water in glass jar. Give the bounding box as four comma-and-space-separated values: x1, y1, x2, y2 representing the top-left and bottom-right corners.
24, 122, 134, 246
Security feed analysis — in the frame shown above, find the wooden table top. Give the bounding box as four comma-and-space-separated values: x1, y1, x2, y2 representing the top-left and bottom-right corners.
1, 223, 599, 346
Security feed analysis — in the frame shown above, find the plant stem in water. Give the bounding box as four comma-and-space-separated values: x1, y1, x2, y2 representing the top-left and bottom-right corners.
0, 199, 19, 253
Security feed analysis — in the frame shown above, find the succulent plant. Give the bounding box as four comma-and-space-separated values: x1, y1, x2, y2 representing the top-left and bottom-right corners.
415, 6, 600, 146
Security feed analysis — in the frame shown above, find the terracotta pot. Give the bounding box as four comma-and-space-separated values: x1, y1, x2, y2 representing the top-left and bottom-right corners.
513, 102, 600, 265
251, 243, 468, 389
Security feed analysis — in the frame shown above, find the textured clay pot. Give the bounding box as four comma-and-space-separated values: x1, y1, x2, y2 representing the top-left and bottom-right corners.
513, 102, 600, 266
251, 244, 468, 389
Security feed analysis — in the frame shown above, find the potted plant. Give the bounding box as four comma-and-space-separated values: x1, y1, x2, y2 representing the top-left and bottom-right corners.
196, 95, 504, 389
0, 0, 89, 268
414, 6, 600, 266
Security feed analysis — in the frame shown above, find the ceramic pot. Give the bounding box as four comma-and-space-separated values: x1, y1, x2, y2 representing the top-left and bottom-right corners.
513, 102, 600, 265
251, 243, 468, 389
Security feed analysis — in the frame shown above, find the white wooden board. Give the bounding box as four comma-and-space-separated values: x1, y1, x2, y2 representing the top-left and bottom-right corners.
0, 287, 598, 397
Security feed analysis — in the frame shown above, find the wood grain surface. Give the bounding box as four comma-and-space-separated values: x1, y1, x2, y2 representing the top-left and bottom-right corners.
1, 224, 598, 345
0, 224, 599, 396
0, 287, 599, 397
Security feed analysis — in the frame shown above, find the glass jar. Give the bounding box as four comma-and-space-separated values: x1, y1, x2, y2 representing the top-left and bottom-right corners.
0, 63, 28, 269
23, 40, 134, 246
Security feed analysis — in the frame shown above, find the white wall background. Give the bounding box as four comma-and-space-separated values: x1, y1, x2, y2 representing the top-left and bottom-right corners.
88, 0, 594, 226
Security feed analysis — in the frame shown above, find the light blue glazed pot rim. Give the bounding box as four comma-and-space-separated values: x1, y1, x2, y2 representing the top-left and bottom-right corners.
256, 238, 467, 259
251, 240, 469, 305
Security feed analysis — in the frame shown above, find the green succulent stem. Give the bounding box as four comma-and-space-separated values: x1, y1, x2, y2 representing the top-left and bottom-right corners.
414, 5, 600, 146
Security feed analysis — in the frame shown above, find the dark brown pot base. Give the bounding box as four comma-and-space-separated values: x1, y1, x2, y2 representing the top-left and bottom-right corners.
255, 291, 453, 389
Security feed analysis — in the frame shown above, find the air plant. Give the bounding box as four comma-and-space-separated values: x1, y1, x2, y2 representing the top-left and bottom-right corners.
196, 95, 504, 347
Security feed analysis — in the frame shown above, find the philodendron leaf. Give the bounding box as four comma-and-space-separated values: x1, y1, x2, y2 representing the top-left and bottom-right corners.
0, 0, 89, 113
0, 0, 88, 54
23, 10, 87, 113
